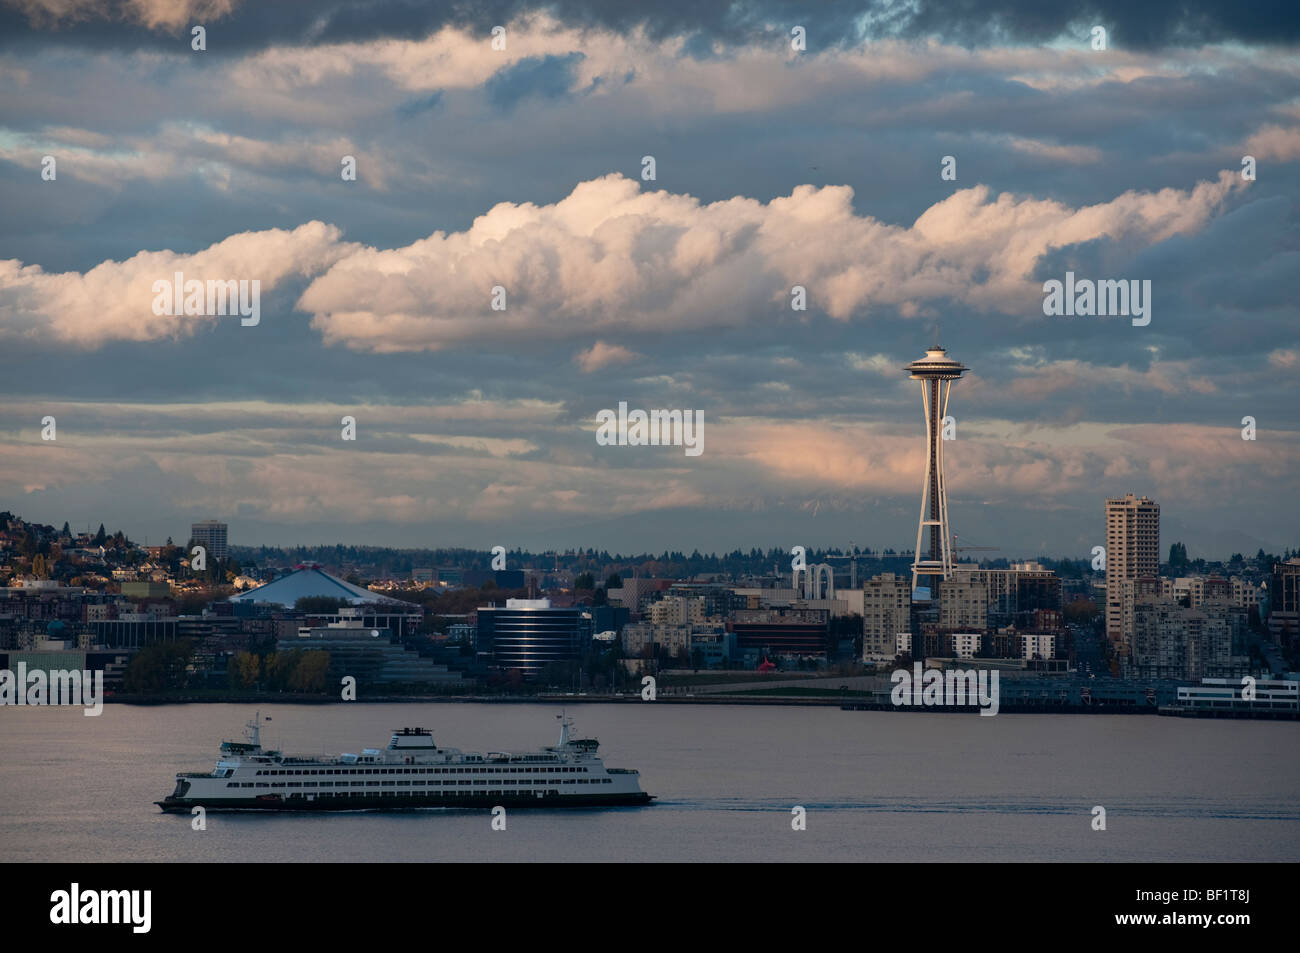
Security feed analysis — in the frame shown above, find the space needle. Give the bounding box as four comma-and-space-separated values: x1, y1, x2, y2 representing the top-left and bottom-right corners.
904, 343, 968, 592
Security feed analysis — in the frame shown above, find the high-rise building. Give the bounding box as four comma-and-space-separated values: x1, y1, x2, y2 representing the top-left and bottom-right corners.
862, 572, 911, 663
190, 520, 229, 562
904, 344, 968, 591
1104, 494, 1159, 647
1268, 558, 1300, 655
1129, 599, 1247, 680
938, 574, 987, 631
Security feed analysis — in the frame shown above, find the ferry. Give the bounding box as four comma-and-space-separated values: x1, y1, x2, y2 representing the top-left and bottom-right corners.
1160, 677, 1299, 720
156, 713, 654, 812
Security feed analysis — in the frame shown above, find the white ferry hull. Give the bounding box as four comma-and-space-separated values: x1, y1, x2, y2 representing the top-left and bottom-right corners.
156, 715, 654, 813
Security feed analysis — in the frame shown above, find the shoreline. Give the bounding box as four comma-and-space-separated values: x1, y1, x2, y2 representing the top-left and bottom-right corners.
82, 694, 1299, 718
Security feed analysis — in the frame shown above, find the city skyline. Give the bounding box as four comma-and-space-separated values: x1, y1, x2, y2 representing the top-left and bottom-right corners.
2, 3, 1297, 559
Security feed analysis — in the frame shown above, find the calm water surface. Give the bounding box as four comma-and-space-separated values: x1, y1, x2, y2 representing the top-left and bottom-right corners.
2, 703, 1296, 862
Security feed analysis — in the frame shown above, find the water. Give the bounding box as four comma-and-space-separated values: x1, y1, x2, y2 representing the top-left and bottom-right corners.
2, 703, 1297, 862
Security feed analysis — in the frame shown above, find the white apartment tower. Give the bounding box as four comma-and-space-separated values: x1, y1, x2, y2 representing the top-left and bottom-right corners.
1104, 494, 1159, 647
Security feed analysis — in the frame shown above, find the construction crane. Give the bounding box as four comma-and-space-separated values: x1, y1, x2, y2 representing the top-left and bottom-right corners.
823, 542, 861, 589
951, 533, 1000, 565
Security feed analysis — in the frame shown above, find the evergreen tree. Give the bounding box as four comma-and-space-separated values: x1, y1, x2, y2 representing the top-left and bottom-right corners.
94, 524, 107, 546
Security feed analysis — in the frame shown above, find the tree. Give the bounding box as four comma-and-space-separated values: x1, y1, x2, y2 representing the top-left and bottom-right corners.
230, 651, 261, 689
262, 650, 299, 691
94, 524, 107, 546
123, 640, 194, 692
288, 651, 331, 693
1168, 542, 1188, 569
574, 572, 595, 590
605, 573, 623, 590
60, 521, 71, 537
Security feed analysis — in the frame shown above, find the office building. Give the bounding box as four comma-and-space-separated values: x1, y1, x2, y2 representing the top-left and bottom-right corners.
475, 598, 592, 677
190, 520, 229, 562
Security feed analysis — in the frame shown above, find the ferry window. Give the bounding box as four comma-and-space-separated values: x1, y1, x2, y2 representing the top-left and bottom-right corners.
256, 783, 269, 788
382, 781, 395, 787
351, 782, 364, 787
227, 782, 238, 788
397, 781, 409, 786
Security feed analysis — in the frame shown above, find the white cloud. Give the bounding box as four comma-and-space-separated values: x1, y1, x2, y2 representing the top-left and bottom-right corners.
575, 340, 640, 372
0, 222, 355, 346
296, 170, 1247, 352
0, 170, 1248, 349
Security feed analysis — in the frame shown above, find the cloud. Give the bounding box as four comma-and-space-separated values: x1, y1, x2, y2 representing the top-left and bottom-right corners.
0, 124, 387, 189
5, 0, 241, 31
0, 221, 355, 346
1004, 135, 1104, 164
575, 340, 640, 372
296, 169, 1248, 352
1244, 124, 1300, 161
5, 0, 1298, 50
0, 170, 1250, 350
1268, 348, 1298, 369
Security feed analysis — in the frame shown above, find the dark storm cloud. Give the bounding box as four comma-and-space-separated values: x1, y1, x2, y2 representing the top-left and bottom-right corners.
2, 0, 1297, 53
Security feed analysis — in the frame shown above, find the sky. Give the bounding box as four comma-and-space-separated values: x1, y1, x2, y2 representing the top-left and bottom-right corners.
0, 0, 1297, 560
